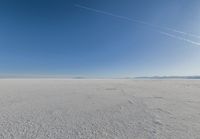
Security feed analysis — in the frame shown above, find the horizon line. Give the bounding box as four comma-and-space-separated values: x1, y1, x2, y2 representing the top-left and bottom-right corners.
1, 75, 200, 79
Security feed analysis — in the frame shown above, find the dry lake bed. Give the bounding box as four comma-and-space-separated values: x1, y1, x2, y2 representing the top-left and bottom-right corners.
0, 79, 200, 139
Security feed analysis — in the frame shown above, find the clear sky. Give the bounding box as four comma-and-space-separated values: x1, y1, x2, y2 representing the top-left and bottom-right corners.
0, 0, 200, 77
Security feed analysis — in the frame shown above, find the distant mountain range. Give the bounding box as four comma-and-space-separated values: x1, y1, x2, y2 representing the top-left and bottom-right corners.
135, 76, 200, 79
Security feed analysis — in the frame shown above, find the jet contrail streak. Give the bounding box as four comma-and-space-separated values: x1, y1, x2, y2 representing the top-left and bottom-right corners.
75, 4, 200, 47
158, 31, 200, 46
164, 27, 200, 39
75, 4, 160, 29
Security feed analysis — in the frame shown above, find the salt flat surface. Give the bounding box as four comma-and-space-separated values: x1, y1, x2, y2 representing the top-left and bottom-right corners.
0, 79, 200, 139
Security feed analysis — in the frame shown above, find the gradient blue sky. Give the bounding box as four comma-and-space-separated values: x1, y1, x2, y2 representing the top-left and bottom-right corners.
0, 0, 200, 77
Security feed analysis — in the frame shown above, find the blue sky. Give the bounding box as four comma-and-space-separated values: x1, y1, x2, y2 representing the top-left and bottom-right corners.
0, 0, 200, 77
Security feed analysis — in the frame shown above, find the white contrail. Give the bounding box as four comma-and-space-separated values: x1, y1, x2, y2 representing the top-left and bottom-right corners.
164, 27, 200, 39
158, 31, 200, 46
75, 4, 160, 28
75, 4, 200, 47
